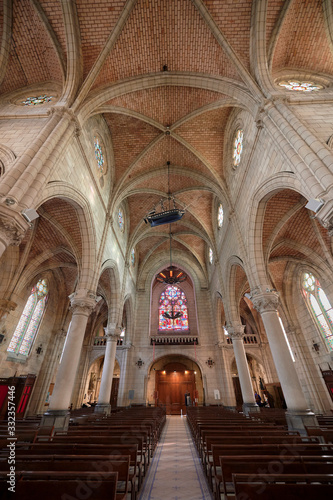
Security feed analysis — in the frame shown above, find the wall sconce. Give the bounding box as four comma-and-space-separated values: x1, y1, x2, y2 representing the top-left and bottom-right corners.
36, 344, 43, 356
206, 357, 215, 368
136, 358, 144, 368
312, 341, 320, 353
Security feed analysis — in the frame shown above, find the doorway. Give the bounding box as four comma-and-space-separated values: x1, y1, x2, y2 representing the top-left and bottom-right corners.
147, 354, 204, 414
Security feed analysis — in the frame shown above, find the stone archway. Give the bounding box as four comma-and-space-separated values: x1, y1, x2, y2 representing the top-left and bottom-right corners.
83, 356, 120, 406
231, 353, 269, 409
147, 354, 204, 415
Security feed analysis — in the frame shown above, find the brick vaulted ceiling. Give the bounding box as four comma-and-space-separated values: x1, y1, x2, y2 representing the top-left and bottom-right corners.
1, 1, 333, 289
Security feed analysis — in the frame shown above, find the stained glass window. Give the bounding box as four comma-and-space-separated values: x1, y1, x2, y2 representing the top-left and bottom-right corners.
22, 95, 53, 106
7, 279, 48, 356
279, 81, 322, 92
94, 137, 105, 174
233, 129, 243, 167
131, 248, 135, 266
218, 203, 224, 228
209, 248, 213, 264
118, 209, 124, 231
302, 272, 333, 351
158, 286, 189, 331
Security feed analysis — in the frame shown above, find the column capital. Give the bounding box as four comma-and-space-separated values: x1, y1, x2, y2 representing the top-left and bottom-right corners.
0, 299, 17, 314
251, 290, 280, 313
0, 212, 28, 247
104, 323, 121, 341
225, 323, 245, 340
69, 290, 97, 316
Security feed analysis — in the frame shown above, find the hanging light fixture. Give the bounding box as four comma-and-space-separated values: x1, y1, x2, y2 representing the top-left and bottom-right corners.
144, 161, 185, 227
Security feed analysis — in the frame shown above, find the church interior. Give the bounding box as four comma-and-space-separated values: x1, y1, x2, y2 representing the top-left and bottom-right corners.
1, 0, 333, 498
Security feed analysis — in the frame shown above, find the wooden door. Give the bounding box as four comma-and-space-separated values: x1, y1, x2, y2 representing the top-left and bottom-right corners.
110, 377, 119, 407
156, 365, 195, 414
232, 376, 243, 410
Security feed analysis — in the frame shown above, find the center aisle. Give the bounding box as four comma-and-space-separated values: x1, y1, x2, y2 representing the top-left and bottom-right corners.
139, 415, 213, 500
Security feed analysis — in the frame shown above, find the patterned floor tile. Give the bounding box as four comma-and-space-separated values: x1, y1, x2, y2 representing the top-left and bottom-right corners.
138, 416, 213, 500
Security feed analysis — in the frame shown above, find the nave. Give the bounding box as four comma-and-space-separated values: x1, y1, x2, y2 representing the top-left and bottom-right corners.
139, 415, 212, 500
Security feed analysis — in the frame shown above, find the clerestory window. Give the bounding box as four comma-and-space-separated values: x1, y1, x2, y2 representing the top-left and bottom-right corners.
302, 272, 333, 351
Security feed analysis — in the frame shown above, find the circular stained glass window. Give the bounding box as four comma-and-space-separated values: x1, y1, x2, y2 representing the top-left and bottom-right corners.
279, 81, 323, 92
233, 129, 243, 167
118, 209, 124, 231
22, 95, 53, 106
218, 203, 224, 228
302, 272, 316, 292
131, 248, 135, 266
209, 247, 213, 265
94, 137, 105, 174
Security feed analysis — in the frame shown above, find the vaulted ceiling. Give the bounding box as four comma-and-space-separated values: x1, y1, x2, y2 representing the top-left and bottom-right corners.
1, 0, 333, 288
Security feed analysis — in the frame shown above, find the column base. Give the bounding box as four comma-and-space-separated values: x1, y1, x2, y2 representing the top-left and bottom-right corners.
94, 403, 111, 416
41, 409, 70, 432
285, 409, 318, 436
224, 405, 237, 412
242, 402, 259, 416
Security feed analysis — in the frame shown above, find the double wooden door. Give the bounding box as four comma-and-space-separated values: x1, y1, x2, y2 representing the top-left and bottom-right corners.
155, 367, 195, 414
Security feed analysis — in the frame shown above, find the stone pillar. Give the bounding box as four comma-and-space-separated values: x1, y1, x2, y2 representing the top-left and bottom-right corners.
42, 291, 96, 430
226, 323, 259, 415
95, 324, 120, 415
251, 290, 318, 433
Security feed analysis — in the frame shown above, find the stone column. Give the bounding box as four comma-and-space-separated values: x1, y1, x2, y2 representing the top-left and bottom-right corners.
95, 324, 120, 415
226, 323, 259, 415
42, 291, 96, 430
251, 290, 318, 433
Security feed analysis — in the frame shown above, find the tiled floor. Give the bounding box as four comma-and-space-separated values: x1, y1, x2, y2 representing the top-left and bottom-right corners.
139, 415, 213, 500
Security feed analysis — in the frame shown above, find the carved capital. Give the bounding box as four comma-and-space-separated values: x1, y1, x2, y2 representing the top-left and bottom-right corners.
225, 323, 245, 340
251, 290, 280, 313
69, 290, 97, 316
104, 323, 121, 341
0, 299, 17, 315
0, 214, 26, 247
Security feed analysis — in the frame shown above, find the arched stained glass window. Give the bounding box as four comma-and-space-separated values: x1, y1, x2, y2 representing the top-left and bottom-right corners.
158, 286, 189, 331
302, 272, 333, 351
7, 279, 48, 356
233, 129, 243, 167
218, 203, 224, 228
118, 209, 124, 231
209, 247, 213, 264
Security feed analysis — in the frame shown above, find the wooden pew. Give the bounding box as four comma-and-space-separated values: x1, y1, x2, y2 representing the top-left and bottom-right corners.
0, 458, 129, 500
218, 457, 333, 500
13, 443, 139, 500
232, 473, 333, 500
207, 443, 333, 493
0, 475, 118, 500
51, 434, 146, 485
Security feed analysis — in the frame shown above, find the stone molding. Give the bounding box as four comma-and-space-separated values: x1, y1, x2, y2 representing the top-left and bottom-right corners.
251, 290, 280, 313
